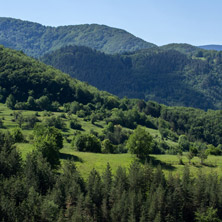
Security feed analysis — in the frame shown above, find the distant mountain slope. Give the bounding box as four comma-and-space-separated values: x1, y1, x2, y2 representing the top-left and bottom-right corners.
198, 45, 222, 51
0, 17, 156, 57
160, 43, 201, 54
41, 45, 222, 110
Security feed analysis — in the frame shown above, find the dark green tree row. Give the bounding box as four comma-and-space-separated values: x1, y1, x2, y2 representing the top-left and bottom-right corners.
1, 130, 222, 222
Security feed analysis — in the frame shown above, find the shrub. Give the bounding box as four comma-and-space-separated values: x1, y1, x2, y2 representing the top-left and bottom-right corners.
70, 119, 82, 130
11, 127, 25, 143
72, 133, 101, 153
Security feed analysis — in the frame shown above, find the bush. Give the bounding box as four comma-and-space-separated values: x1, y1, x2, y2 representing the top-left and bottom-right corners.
70, 119, 82, 130
207, 144, 222, 156
33, 125, 63, 169
25, 115, 40, 129
72, 133, 101, 153
101, 139, 114, 154
44, 116, 66, 130
11, 127, 25, 143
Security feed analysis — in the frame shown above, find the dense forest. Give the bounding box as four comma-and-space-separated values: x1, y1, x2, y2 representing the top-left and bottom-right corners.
1, 134, 222, 222
0, 17, 156, 57
41, 44, 222, 110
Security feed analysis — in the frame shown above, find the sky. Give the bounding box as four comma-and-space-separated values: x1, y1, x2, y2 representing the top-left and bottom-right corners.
1, 0, 222, 46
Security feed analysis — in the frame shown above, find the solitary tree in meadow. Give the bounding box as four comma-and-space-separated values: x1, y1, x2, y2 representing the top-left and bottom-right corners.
126, 126, 153, 160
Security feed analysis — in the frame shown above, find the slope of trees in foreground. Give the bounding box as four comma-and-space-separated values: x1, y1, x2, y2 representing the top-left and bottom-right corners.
1, 130, 222, 222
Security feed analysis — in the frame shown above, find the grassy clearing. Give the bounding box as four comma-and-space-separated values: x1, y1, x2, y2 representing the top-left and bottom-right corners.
16, 143, 34, 159
60, 146, 135, 178
2, 102, 222, 179
151, 153, 222, 178
13, 139, 222, 179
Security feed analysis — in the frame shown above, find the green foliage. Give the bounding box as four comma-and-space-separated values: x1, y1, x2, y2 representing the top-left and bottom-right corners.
0, 118, 3, 128
0, 17, 155, 57
0, 131, 22, 177
195, 207, 220, 222
36, 96, 51, 110
206, 144, 222, 156
34, 126, 63, 169
11, 127, 25, 143
160, 107, 222, 146
44, 116, 66, 130
194, 142, 209, 164
25, 114, 40, 129
101, 139, 114, 154
34, 134, 60, 169
24, 151, 55, 194
0, 45, 111, 112
126, 126, 153, 159
41, 44, 222, 110
2, 145, 222, 222
103, 124, 129, 147
72, 133, 101, 153
6, 94, 15, 109
178, 135, 190, 151
34, 125, 63, 149
70, 118, 82, 130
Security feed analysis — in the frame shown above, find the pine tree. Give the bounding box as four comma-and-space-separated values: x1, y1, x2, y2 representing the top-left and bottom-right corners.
86, 168, 103, 221
102, 163, 112, 221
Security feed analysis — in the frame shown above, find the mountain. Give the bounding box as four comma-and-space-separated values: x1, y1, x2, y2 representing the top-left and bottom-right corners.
0, 17, 156, 57
41, 44, 222, 110
0, 45, 112, 109
199, 45, 222, 51
160, 43, 201, 54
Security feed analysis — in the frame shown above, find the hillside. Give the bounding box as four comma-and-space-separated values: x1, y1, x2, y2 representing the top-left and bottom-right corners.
41, 44, 222, 110
1, 45, 222, 147
0, 17, 156, 57
0, 45, 113, 109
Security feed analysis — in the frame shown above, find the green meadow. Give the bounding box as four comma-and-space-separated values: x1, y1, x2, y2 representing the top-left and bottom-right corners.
1, 102, 222, 179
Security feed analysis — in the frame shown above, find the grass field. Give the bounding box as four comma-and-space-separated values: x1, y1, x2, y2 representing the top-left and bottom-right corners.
2, 102, 222, 179
15, 137, 222, 179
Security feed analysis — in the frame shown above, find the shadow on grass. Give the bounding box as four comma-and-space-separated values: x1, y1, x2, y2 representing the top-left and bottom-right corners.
190, 162, 217, 168
93, 123, 103, 128
60, 153, 83, 163
140, 156, 176, 171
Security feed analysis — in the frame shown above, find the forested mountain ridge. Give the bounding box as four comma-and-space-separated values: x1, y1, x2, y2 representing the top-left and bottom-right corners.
160, 43, 201, 55
199, 44, 222, 51
41, 44, 222, 110
0, 17, 156, 57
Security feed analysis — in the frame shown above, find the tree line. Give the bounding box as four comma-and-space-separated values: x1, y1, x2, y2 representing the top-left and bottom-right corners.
1, 129, 222, 222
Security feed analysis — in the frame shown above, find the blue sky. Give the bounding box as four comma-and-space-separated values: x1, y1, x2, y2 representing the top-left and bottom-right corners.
1, 0, 222, 46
